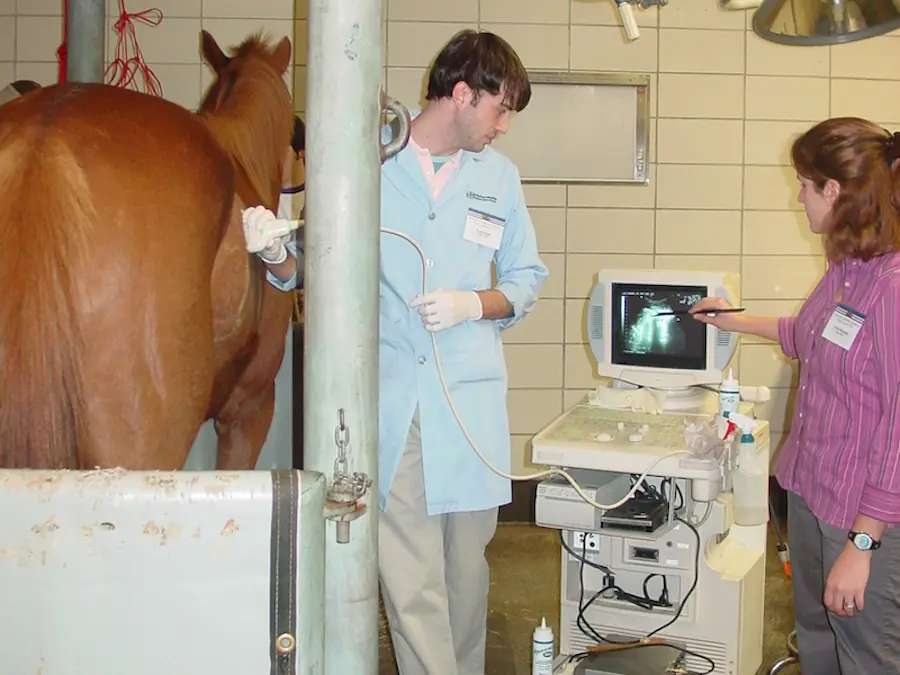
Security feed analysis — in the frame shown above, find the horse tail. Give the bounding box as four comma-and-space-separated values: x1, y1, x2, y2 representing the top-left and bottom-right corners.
0, 125, 90, 469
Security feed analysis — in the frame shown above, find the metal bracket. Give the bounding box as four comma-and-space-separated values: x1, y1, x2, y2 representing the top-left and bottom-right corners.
324, 408, 373, 544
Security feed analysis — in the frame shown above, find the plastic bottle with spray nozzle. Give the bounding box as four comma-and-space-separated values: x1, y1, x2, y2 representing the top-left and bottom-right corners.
728, 412, 768, 526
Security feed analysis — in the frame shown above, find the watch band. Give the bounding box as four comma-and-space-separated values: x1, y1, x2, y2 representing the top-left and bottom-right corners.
848, 530, 882, 551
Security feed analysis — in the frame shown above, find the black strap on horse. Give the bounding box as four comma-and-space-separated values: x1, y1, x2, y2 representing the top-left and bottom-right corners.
269, 469, 300, 675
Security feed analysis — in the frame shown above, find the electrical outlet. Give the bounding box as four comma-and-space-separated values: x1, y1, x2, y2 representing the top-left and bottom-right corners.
572, 530, 601, 552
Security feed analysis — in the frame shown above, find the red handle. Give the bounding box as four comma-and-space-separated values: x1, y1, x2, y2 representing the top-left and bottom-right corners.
57, 0, 68, 83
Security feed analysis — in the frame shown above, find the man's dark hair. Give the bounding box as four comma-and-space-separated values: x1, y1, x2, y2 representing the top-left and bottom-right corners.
425, 30, 531, 113
291, 115, 305, 156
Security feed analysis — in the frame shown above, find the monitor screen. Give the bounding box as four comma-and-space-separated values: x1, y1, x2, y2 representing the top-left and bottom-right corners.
610, 282, 707, 371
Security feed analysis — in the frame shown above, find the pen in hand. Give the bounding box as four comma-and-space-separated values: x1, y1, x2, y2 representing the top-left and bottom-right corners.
654, 308, 746, 317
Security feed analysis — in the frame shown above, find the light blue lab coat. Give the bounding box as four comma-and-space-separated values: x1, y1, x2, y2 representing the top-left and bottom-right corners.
379, 117, 549, 515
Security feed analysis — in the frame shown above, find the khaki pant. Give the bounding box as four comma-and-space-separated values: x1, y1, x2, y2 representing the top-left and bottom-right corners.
379, 410, 499, 675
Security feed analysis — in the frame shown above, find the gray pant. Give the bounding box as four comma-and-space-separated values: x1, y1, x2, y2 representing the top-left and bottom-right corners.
788, 492, 900, 674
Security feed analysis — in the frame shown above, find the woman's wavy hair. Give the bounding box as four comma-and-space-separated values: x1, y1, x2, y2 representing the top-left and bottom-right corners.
791, 116, 900, 262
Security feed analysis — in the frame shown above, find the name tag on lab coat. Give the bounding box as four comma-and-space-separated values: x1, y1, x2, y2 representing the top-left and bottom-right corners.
463, 209, 504, 251
822, 304, 865, 351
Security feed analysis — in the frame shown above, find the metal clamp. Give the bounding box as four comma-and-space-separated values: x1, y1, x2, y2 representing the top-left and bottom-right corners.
324, 408, 373, 544
380, 88, 411, 163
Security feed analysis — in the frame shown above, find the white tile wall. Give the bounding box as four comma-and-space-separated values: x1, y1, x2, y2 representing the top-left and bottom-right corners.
378, 0, 900, 475
5, 0, 296, 110
9, 1, 894, 476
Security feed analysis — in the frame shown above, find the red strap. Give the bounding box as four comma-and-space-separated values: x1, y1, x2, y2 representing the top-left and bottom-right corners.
55, 0, 163, 96
56, 0, 67, 83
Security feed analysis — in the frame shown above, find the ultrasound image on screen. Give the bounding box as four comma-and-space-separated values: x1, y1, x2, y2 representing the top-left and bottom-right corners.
611, 283, 708, 371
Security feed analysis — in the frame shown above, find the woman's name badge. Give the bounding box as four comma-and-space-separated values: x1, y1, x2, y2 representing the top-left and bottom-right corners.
822, 304, 865, 351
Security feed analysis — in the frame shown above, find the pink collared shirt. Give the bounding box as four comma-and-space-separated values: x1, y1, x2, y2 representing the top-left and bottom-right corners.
775, 252, 900, 529
408, 137, 461, 199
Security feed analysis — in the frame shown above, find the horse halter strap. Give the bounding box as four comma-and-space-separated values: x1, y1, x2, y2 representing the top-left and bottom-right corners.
280, 183, 305, 195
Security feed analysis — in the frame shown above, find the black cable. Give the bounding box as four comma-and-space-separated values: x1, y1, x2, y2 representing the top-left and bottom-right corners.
561, 515, 715, 675
660, 477, 685, 511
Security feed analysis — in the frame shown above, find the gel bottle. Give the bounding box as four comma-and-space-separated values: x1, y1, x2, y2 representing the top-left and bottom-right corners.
532, 616, 554, 675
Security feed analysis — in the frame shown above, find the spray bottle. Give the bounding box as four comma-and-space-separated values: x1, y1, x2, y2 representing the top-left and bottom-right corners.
532, 617, 554, 675
719, 368, 740, 419
728, 412, 767, 526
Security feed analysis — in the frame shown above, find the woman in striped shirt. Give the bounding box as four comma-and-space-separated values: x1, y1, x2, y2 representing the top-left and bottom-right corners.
692, 117, 900, 674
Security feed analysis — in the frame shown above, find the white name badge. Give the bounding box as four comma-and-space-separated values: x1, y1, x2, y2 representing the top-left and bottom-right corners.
822, 304, 865, 351
463, 208, 504, 251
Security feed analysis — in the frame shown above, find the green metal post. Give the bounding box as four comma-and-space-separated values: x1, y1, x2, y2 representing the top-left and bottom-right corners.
66, 0, 106, 84
304, 0, 383, 673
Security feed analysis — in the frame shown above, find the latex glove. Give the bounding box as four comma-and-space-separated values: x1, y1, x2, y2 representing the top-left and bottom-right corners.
242, 205, 298, 265
409, 289, 483, 332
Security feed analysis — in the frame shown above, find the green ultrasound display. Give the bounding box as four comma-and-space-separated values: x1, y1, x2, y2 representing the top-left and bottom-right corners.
611, 282, 707, 371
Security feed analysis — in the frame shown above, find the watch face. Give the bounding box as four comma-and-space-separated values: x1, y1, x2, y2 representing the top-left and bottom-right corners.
854, 533, 873, 549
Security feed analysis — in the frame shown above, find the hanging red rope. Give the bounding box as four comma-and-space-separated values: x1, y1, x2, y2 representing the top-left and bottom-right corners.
56, 0, 164, 97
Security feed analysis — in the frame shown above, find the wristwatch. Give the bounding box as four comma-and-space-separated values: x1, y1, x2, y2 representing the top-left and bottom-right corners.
848, 531, 882, 551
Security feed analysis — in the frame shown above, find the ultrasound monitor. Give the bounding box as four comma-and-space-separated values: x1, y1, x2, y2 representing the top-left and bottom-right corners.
587, 269, 740, 399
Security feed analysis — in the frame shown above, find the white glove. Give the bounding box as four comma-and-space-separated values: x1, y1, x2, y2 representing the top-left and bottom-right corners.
241, 205, 299, 265
409, 289, 483, 333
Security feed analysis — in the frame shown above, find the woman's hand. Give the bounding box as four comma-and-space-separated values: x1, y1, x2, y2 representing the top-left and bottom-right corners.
824, 544, 871, 618
688, 297, 745, 332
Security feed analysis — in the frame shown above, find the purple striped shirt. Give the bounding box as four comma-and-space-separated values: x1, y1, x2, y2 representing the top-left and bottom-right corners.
775, 253, 900, 530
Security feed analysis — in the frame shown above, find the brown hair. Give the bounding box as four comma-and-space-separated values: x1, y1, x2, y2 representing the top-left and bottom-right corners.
425, 30, 531, 113
791, 116, 900, 262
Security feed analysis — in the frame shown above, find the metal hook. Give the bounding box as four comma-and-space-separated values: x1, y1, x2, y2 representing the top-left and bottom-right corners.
380, 89, 411, 163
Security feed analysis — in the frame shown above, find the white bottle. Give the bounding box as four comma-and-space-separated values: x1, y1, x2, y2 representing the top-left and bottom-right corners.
532, 616, 554, 675
719, 368, 740, 418
729, 413, 768, 527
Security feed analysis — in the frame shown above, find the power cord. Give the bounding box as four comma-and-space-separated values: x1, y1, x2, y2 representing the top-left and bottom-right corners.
381, 226, 693, 511
560, 513, 714, 675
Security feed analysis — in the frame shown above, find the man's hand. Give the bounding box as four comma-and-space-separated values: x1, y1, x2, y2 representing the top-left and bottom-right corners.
242, 205, 297, 265
409, 289, 483, 332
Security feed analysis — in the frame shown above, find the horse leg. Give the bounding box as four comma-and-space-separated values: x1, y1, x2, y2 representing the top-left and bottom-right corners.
214, 381, 277, 471
207, 194, 293, 471
214, 284, 293, 471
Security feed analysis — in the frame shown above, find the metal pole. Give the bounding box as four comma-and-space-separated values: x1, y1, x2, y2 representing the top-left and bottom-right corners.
304, 0, 382, 673
66, 0, 106, 84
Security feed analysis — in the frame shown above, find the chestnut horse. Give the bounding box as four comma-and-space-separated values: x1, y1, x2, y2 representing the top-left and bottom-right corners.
0, 31, 295, 472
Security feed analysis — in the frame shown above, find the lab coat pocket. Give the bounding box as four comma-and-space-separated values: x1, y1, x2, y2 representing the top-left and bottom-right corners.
436, 319, 505, 386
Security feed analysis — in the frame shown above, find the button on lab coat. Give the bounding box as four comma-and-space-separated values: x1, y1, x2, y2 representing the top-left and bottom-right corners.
379, 124, 549, 515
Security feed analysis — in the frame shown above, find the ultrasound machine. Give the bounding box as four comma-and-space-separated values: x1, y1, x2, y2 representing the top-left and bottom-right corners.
532, 269, 772, 675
